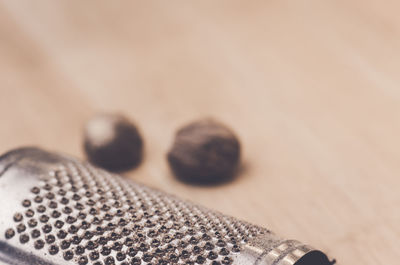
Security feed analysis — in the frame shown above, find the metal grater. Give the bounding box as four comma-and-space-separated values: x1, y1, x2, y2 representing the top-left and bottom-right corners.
0, 148, 331, 265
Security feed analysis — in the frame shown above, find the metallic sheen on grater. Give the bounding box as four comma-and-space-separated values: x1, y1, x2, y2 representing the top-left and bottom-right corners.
0, 148, 331, 265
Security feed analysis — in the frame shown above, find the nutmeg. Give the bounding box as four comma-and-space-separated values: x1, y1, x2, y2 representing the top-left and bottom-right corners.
167, 118, 240, 184
83, 113, 143, 172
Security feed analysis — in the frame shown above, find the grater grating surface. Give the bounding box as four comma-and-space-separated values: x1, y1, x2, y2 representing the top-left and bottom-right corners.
0, 148, 331, 265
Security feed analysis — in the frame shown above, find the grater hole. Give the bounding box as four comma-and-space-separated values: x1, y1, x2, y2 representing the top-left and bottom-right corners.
4, 228, 15, 239
34, 239, 45, 249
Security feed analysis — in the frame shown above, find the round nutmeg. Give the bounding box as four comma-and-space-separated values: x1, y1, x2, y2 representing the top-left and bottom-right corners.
167, 118, 241, 184
83, 113, 143, 172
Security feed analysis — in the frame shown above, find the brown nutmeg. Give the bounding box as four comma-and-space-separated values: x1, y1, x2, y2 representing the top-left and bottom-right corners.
167, 118, 241, 184
83, 113, 143, 172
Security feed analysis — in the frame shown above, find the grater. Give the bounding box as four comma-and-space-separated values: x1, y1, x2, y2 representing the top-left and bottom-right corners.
0, 147, 331, 265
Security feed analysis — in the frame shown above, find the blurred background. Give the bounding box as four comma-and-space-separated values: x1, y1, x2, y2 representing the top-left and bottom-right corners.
1, 1, 400, 264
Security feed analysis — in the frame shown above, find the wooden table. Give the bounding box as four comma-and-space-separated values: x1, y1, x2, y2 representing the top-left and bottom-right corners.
1, 1, 399, 264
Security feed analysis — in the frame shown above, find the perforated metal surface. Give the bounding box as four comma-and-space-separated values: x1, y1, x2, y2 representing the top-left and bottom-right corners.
4, 160, 268, 265
0, 148, 331, 265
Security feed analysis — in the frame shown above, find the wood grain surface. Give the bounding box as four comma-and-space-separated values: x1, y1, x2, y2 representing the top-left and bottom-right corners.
1, 1, 400, 264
